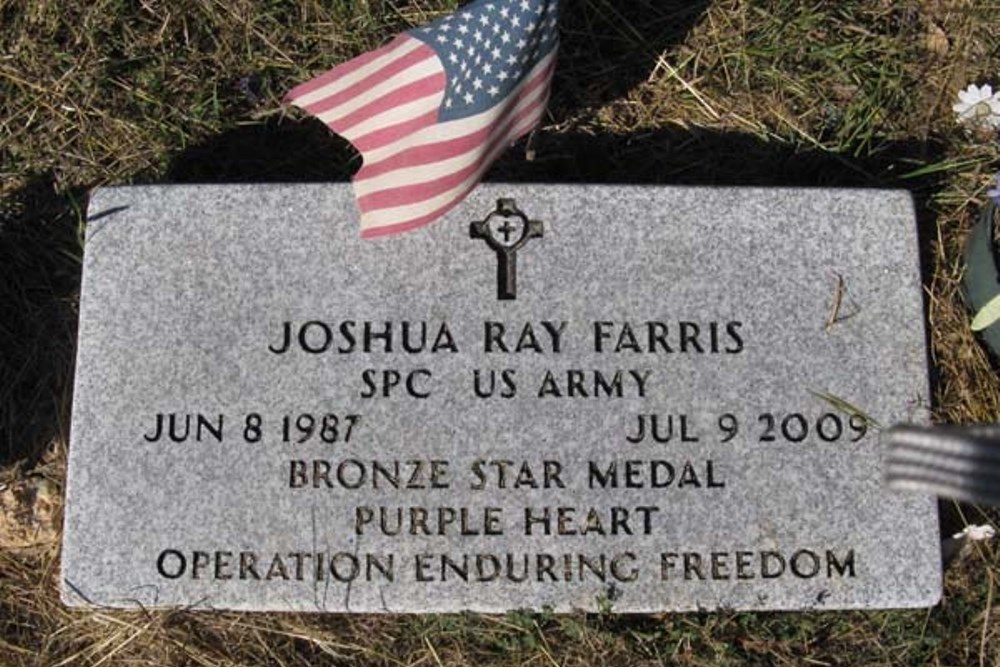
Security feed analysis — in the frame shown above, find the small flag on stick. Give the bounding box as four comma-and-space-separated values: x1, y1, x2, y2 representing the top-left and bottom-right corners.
285, 1, 560, 238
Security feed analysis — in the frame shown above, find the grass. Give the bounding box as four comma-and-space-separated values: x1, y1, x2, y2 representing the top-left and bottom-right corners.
2, 0, 1000, 665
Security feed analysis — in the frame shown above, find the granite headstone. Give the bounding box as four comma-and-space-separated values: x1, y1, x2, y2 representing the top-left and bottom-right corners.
62, 184, 940, 612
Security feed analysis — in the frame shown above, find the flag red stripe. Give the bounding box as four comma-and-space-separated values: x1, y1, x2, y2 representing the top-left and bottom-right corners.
354, 101, 522, 183
350, 110, 442, 153
355, 94, 547, 210
301, 44, 438, 115
361, 191, 477, 238
352, 51, 555, 159
353, 58, 556, 181
284, 35, 411, 101
358, 102, 547, 237
324, 71, 446, 136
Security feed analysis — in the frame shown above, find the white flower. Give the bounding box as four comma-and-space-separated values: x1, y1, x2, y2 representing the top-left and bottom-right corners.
953, 84, 1000, 128
951, 524, 997, 542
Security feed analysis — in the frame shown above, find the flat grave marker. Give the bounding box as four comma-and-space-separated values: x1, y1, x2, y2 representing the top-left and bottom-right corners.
62, 183, 940, 612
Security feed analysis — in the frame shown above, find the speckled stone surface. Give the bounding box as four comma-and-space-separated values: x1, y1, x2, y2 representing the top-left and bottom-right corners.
62, 184, 940, 612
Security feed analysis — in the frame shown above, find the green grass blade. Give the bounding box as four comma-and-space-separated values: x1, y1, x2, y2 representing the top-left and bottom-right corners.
808, 389, 883, 430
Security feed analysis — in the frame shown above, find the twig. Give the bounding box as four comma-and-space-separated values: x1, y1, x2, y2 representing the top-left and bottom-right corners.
826, 273, 845, 331
652, 54, 721, 121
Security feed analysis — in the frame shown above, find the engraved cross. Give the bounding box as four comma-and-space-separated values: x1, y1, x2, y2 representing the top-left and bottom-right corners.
497, 218, 518, 244
470, 198, 544, 301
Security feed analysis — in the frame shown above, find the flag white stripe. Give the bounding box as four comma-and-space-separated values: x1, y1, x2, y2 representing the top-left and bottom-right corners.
311, 56, 442, 121
334, 92, 444, 139
291, 37, 425, 108
359, 99, 547, 230
356, 50, 557, 167
352, 78, 550, 197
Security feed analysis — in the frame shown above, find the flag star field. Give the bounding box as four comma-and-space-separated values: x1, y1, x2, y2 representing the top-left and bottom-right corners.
412, 1, 560, 122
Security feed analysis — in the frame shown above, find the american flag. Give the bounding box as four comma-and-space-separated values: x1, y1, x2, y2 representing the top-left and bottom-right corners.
285, 0, 560, 238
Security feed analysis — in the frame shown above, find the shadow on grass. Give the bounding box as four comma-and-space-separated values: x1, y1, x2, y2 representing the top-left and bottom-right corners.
166, 116, 361, 184
553, 0, 712, 114
0, 175, 84, 467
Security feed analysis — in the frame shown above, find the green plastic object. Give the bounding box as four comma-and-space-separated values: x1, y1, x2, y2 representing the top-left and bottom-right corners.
964, 200, 1000, 359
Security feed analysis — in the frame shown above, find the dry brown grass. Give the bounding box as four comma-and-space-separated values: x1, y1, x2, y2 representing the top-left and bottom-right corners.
2, 0, 1000, 665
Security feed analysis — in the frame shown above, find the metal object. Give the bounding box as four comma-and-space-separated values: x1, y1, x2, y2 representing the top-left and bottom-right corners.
885, 424, 1000, 505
